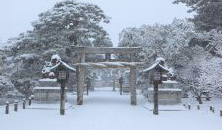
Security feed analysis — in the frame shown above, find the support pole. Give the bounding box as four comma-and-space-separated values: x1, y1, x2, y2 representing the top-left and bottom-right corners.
60, 81, 66, 115
197, 105, 200, 110
130, 66, 137, 105
220, 110, 222, 117
14, 100, 18, 112
105, 53, 111, 61
76, 52, 85, 105
113, 79, 116, 91
210, 106, 213, 111
28, 97, 32, 106
5, 101, 9, 114
120, 81, 123, 95
77, 65, 85, 105
23, 98, 26, 109
212, 107, 215, 113
86, 80, 89, 96
188, 104, 191, 110
153, 82, 159, 115
80, 53, 85, 63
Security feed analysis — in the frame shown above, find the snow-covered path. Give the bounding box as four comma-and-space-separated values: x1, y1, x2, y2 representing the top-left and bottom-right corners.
1, 87, 222, 130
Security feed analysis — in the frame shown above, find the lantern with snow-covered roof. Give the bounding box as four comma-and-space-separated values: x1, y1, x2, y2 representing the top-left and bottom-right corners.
143, 57, 169, 84
50, 60, 76, 83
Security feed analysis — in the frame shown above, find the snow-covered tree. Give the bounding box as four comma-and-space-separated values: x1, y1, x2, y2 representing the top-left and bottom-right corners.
32, 0, 112, 47
119, 18, 222, 67
177, 47, 222, 103
118, 18, 197, 66
119, 18, 222, 100
0, 76, 14, 96
0, 1, 113, 98
173, 0, 222, 31
197, 56, 222, 98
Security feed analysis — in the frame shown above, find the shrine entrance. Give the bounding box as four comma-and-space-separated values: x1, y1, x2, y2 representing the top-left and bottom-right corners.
71, 46, 143, 105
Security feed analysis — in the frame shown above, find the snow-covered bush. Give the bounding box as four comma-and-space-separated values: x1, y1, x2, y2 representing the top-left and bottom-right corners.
177, 47, 222, 102
13, 79, 33, 98
0, 76, 14, 96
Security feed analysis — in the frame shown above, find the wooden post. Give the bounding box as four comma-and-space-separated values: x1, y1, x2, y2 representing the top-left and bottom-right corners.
14, 100, 18, 112
197, 105, 200, 110
5, 101, 9, 114
113, 79, 116, 91
212, 107, 215, 113
28, 97, 32, 106
23, 98, 26, 109
130, 54, 135, 62
210, 106, 213, 111
80, 53, 85, 63
77, 65, 85, 105
220, 110, 222, 117
105, 53, 111, 61
153, 82, 159, 115
60, 82, 66, 115
86, 84, 89, 96
76, 52, 85, 105
130, 66, 137, 105
188, 104, 191, 110
120, 81, 123, 95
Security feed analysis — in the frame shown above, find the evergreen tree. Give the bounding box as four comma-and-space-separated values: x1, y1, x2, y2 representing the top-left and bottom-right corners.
173, 0, 222, 31
32, 0, 112, 48
3, 0, 112, 97
118, 19, 197, 66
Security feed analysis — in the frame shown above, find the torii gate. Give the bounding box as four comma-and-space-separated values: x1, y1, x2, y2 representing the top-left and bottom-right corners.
71, 46, 143, 105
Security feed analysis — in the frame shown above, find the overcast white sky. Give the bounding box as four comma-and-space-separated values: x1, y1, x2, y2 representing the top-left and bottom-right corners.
0, 0, 193, 46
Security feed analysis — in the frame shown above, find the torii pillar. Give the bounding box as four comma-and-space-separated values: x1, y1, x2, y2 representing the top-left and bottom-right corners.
130, 53, 137, 105
130, 66, 137, 105
77, 53, 85, 105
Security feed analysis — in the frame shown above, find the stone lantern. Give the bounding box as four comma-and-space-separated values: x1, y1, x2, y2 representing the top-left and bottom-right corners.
50, 61, 76, 115
143, 58, 169, 115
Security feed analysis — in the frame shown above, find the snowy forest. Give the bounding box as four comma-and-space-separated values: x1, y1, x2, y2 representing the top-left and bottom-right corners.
0, 0, 222, 105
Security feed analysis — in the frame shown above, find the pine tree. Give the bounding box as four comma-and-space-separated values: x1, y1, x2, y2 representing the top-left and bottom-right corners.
32, 0, 112, 48
3, 0, 112, 97
173, 0, 222, 31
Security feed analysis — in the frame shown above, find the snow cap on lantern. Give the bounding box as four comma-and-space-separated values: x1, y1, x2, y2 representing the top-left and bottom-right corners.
49, 55, 76, 83
143, 57, 169, 84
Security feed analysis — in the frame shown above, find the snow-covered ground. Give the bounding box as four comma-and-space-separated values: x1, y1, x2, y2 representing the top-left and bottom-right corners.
1, 87, 222, 130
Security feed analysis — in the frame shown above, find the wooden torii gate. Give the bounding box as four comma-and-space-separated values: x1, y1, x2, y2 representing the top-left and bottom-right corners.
71, 46, 143, 105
